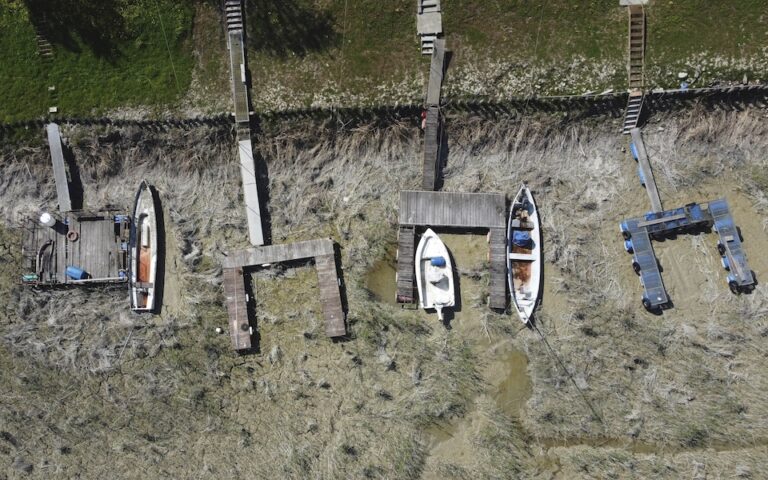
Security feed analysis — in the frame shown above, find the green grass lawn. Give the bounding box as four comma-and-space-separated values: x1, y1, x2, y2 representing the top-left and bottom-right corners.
0, 0, 194, 122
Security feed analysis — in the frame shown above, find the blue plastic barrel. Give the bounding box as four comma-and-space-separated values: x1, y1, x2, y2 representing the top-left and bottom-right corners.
624, 239, 634, 254
65, 266, 87, 280
430, 256, 446, 267
637, 166, 646, 186
630, 142, 639, 161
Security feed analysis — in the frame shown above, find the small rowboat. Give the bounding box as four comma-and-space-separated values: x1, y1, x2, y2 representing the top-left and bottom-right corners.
415, 228, 455, 320
507, 185, 542, 324
130, 180, 159, 312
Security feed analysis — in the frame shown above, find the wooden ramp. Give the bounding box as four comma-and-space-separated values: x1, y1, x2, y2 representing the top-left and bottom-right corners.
222, 238, 346, 349
398, 191, 507, 309
237, 138, 264, 246
630, 128, 663, 212
422, 105, 441, 190
46, 123, 71, 212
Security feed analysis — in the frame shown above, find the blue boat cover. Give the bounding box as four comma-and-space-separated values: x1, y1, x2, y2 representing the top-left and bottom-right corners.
512, 230, 532, 247
430, 256, 446, 267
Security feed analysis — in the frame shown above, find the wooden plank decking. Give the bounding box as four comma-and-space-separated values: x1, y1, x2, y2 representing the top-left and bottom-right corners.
422, 105, 441, 190
46, 123, 71, 212
488, 227, 507, 309
396, 226, 416, 303
400, 191, 506, 228
315, 254, 346, 337
21, 212, 129, 285
223, 267, 252, 351
222, 238, 346, 347
237, 138, 264, 246
426, 38, 446, 107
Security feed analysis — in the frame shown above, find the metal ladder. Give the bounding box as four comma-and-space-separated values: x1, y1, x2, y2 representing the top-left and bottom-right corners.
622, 91, 644, 134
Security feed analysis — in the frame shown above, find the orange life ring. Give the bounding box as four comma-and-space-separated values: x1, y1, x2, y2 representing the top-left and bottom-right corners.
66, 230, 79, 242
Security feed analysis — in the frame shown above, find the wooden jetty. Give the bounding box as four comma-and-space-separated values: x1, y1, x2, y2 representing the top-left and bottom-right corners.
221, 239, 346, 350
21, 211, 130, 286
630, 128, 662, 212
46, 123, 71, 212
397, 191, 507, 309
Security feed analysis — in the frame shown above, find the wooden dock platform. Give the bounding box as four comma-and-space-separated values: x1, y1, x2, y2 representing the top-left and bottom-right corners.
398, 191, 507, 309
221, 238, 346, 349
630, 128, 663, 212
223, 267, 252, 351
46, 123, 71, 212
21, 211, 130, 286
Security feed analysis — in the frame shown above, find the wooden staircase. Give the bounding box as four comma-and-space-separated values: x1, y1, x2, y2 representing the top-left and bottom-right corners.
627, 5, 645, 90
34, 28, 58, 114
622, 91, 644, 134
417, 0, 442, 55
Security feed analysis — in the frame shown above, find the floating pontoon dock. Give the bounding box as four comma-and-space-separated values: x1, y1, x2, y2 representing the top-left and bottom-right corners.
221, 239, 346, 351
21, 212, 130, 286
397, 191, 507, 309
709, 199, 755, 291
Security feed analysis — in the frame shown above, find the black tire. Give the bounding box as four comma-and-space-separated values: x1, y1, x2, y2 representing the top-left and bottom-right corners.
737, 226, 744, 242
717, 243, 725, 255
729, 281, 740, 294
632, 261, 641, 275
622, 230, 631, 240
642, 297, 652, 311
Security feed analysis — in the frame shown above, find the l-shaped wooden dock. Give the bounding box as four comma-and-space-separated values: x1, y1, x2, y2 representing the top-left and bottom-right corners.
222, 239, 346, 351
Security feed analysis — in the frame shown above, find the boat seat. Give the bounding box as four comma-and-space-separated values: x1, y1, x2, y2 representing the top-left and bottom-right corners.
508, 252, 535, 261
135, 282, 154, 288
510, 219, 534, 229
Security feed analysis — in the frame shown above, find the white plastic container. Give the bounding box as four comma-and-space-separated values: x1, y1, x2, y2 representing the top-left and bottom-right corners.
39, 212, 56, 228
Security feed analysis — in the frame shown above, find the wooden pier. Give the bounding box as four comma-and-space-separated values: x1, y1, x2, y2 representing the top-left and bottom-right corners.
397, 191, 507, 310
221, 239, 346, 351
21, 211, 130, 286
630, 128, 662, 212
46, 123, 71, 212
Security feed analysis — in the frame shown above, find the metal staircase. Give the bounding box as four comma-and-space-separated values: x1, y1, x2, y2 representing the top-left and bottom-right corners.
417, 0, 442, 55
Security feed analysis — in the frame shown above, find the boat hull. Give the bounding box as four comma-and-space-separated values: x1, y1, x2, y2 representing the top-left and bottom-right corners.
130, 181, 159, 312
507, 185, 542, 324
415, 228, 455, 320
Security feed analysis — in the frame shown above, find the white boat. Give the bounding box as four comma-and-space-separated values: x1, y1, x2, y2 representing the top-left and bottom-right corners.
415, 228, 455, 320
507, 185, 542, 324
130, 180, 159, 312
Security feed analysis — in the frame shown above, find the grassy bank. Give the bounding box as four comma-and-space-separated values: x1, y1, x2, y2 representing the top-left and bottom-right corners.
0, 0, 195, 122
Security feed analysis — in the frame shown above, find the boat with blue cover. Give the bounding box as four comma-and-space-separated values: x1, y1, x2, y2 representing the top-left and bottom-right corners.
415, 228, 455, 320
507, 185, 542, 324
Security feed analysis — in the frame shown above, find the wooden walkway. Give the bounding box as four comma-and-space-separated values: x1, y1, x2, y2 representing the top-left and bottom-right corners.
426, 39, 446, 106
397, 191, 507, 309
422, 105, 441, 190
228, 29, 250, 124
222, 238, 346, 350
21, 212, 130, 285
223, 267, 252, 350
237, 137, 264, 245
630, 128, 662, 212
46, 123, 71, 212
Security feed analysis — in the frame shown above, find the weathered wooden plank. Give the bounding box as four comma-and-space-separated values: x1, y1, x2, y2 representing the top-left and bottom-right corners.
222, 239, 334, 268
46, 123, 72, 212
396, 226, 416, 303
399, 191, 506, 228
488, 227, 507, 309
315, 254, 346, 337
426, 39, 446, 107
422, 105, 440, 190
228, 30, 250, 124
223, 267, 252, 351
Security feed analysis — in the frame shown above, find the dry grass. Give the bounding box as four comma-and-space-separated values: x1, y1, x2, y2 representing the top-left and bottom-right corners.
1, 107, 767, 478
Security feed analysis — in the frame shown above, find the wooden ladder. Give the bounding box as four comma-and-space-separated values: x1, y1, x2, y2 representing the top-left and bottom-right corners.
224, 0, 244, 33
